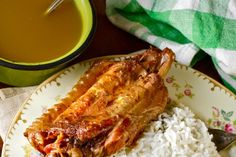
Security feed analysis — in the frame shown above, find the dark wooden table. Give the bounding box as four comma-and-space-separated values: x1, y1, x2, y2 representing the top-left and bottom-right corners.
0, 0, 222, 154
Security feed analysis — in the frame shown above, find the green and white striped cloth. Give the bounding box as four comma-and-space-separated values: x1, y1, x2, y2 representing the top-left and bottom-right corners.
106, 0, 236, 94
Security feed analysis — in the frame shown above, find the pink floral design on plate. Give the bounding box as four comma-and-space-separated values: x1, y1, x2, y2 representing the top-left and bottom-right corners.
165, 76, 195, 100
208, 106, 236, 133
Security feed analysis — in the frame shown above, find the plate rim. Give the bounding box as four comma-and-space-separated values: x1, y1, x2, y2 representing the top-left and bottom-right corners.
2, 53, 236, 156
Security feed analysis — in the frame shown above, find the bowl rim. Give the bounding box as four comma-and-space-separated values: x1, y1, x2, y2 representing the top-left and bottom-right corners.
0, 0, 96, 71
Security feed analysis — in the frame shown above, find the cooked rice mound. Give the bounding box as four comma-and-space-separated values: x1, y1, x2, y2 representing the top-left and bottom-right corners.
113, 105, 220, 157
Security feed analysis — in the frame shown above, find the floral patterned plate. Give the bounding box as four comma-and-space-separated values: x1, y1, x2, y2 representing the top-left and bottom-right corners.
2, 53, 236, 157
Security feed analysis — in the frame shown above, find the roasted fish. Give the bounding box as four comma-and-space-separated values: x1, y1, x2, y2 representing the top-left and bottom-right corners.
24, 47, 175, 157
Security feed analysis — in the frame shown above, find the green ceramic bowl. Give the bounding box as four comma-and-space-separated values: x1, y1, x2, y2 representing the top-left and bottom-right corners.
0, 0, 95, 86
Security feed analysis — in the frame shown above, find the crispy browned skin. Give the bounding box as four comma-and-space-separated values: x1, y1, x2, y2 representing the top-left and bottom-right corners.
24, 47, 175, 157
24, 60, 115, 152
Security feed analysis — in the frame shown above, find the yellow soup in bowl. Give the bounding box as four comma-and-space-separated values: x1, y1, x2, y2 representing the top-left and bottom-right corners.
0, 0, 95, 86
0, 0, 82, 62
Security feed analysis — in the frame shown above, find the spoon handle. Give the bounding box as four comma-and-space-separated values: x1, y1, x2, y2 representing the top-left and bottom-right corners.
208, 128, 236, 151
45, 0, 64, 15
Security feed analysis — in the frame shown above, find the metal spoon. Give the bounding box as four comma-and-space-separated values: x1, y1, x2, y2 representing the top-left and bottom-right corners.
45, 0, 64, 15
208, 128, 236, 151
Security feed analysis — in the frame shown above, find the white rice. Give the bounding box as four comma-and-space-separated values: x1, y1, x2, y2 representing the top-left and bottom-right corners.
113, 104, 220, 157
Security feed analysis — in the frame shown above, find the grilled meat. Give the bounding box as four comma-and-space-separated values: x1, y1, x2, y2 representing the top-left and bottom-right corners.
24, 47, 175, 157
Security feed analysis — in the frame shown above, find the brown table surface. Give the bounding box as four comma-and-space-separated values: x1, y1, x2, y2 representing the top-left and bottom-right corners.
0, 0, 223, 154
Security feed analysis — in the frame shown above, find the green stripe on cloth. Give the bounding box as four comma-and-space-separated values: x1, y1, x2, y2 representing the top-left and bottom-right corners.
117, 9, 190, 44
192, 12, 224, 48
146, 10, 236, 50
106, 0, 131, 16
123, 0, 144, 13
219, 19, 236, 49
